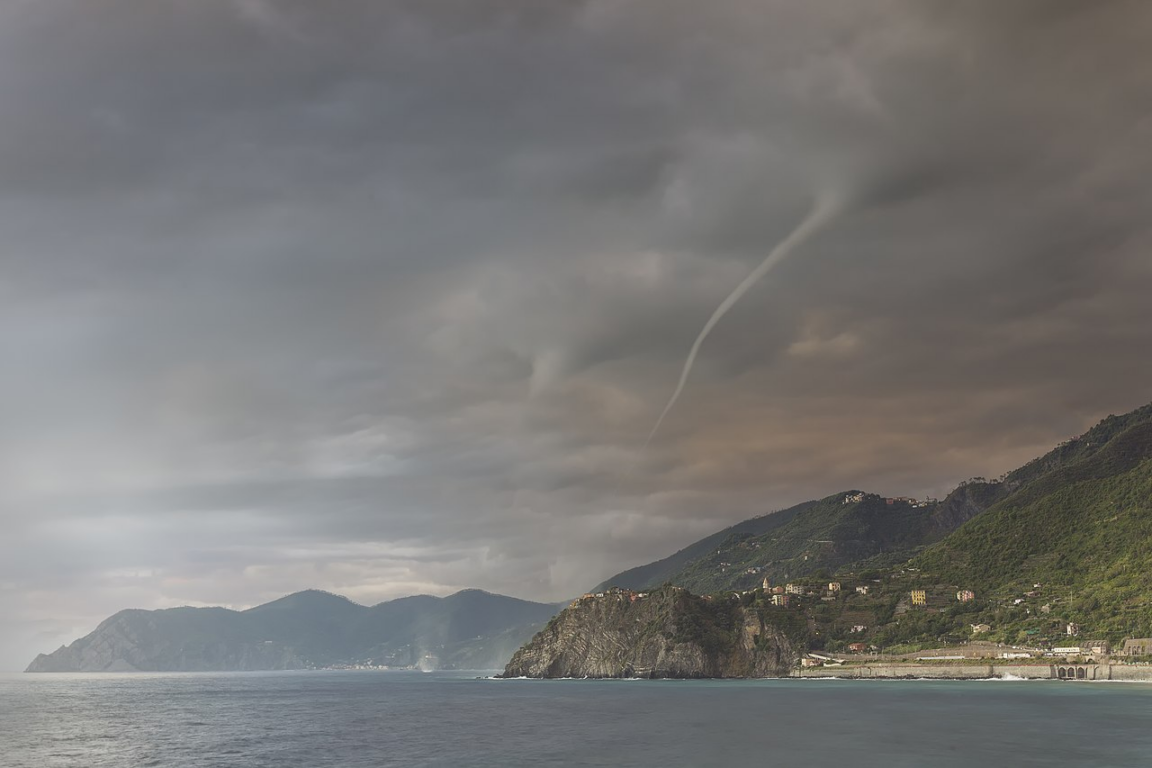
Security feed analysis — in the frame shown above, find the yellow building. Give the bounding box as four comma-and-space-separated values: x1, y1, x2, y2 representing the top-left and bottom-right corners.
911, 590, 927, 606
828, 582, 841, 593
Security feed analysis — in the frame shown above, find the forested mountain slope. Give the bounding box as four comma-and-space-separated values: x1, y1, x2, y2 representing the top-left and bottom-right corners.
590, 403, 1152, 649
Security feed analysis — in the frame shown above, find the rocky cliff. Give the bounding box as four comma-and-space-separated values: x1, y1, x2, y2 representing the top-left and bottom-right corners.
501, 587, 801, 679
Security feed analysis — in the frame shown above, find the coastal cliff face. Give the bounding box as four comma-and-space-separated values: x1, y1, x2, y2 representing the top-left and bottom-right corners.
501, 587, 800, 679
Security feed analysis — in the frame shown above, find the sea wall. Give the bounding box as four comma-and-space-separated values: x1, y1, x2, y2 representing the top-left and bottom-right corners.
1099, 665, 1152, 681
795, 664, 1052, 680
793, 663, 1152, 681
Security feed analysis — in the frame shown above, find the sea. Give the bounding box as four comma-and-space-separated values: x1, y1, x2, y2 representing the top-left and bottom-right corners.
2, 671, 1152, 767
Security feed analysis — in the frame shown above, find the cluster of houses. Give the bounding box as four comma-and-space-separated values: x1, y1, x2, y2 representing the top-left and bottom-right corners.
907, 588, 978, 607
749, 578, 874, 607
841, 491, 938, 507
997, 639, 1152, 660
909, 585, 1103, 618
755, 581, 982, 616
985, 641, 1114, 660
759, 578, 852, 599
573, 587, 650, 607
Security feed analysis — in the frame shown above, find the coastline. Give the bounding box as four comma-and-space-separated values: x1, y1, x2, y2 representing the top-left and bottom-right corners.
792, 663, 1152, 681
492, 661, 1152, 682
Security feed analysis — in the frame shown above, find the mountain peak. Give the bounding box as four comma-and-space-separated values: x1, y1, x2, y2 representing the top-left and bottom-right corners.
241, 589, 365, 617
445, 588, 497, 600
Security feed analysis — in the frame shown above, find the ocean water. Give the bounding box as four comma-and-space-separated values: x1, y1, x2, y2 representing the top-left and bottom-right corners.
3, 671, 1152, 767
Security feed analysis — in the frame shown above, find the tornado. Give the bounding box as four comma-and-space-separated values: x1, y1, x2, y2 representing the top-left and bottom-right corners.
643, 193, 844, 449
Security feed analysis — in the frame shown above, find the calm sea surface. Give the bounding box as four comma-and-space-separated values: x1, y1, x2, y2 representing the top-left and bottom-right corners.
3, 671, 1152, 767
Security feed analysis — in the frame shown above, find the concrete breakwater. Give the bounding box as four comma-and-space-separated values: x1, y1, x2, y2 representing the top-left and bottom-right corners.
793, 663, 1152, 681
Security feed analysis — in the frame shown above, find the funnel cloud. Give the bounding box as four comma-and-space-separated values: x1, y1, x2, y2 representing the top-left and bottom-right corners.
644, 192, 845, 449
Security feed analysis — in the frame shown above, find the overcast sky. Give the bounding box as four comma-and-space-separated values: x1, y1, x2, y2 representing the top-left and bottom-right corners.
2, 0, 1150, 669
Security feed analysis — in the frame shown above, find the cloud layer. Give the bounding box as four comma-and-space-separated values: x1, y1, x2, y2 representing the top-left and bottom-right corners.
2, 0, 1151, 668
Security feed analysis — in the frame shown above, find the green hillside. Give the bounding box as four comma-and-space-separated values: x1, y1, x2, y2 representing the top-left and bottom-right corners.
910, 419, 1152, 645
593, 402, 1152, 653
801, 415, 1152, 652
656, 492, 947, 595
597, 476, 1025, 597
597, 482, 1006, 595
594, 499, 814, 591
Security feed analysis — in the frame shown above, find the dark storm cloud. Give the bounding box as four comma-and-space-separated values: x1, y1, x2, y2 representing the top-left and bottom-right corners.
2, 0, 1151, 667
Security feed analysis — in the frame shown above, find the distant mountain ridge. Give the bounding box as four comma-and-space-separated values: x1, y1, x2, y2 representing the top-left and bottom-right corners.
26, 589, 559, 673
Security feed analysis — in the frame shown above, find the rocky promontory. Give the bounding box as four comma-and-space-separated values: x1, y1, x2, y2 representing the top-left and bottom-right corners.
500, 586, 802, 678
